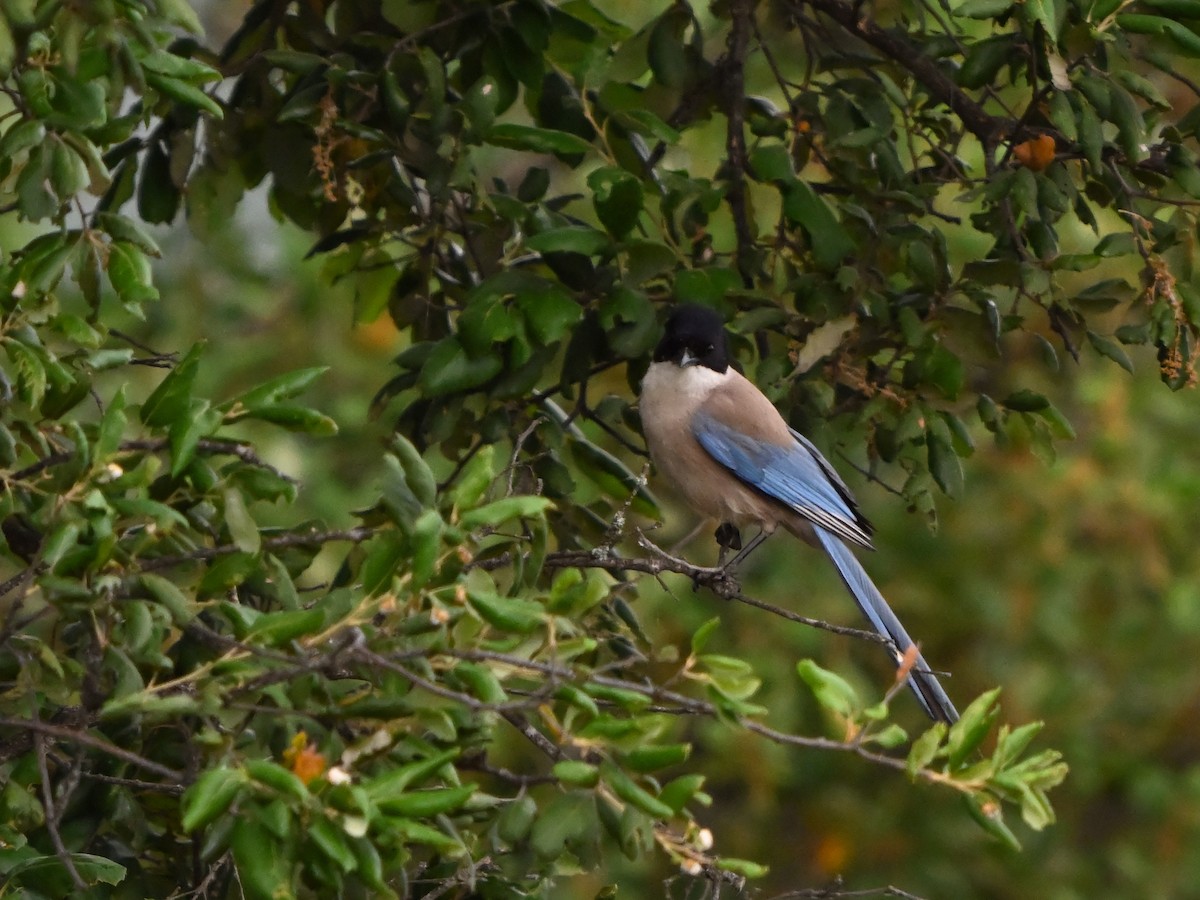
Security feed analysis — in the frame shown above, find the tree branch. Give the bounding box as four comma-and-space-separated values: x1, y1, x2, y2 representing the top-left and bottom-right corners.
0, 715, 184, 780
725, 0, 756, 287
792, 0, 1002, 148
135, 526, 377, 573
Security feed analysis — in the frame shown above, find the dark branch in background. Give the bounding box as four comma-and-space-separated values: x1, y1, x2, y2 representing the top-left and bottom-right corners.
0, 715, 185, 780
8, 437, 299, 486
544, 536, 892, 647
792, 0, 1001, 147
425, 647, 933, 777
769, 880, 929, 900
724, 0, 756, 288
788, 0, 1177, 186
34, 732, 86, 892
109, 329, 178, 368
135, 526, 375, 573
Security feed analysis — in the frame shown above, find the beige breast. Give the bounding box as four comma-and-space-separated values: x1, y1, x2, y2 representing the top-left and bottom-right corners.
639, 362, 798, 533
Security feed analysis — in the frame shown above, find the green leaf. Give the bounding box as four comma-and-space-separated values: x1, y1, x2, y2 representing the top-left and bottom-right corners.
748, 144, 795, 183
1001, 389, 1049, 412
106, 241, 158, 306
923, 344, 965, 399
245, 759, 311, 801
41, 520, 81, 569
965, 793, 1022, 850
1086, 330, 1134, 374
797, 659, 859, 716
238, 404, 338, 436
138, 48, 222, 83
223, 488, 261, 553
530, 791, 593, 859
144, 71, 223, 118
388, 434, 437, 509
467, 590, 545, 633
613, 108, 680, 143
956, 0, 1013, 17
1023, 0, 1060, 42
588, 166, 643, 237
871, 723, 910, 749
994, 721, 1045, 770
717, 858, 769, 879
516, 286, 582, 343
1163, 18, 1200, 56
363, 749, 460, 804
555, 683, 600, 717
198, 551, 259, 597
452, 660, 508, 704
137, 139, 180, 225
957, 36, 1012, 88
230, 367, 329, 409
409, 508, 443, 589
141, 343, 204, 427
418, 337, 502, 396
393, 819, 461, 851
783, 182, 854, 270
486, 123, 592, 156
375, 784, 476, 817
648, 5, 691, 88
245, 608, 325, 647
620, 743, 691, 772
5, 853, 128, 893
659, 774, 707, 813
449, 444, 496, 508
527, 226, 610, 256
0, 119, 45, 158
927, 431, 964, 498
458, 496, 553, 529
232, 818, 293, 900
497, 794, 538, 843
690, 616, 720, 655
169, 400, 223, 477
100, 691, 200, 721
906, 722, 947, 778
698, 654, 761, 700
1035, 402, 1077, 440
600, 760, 674, 819
947, 687, 1002, 769
1141, 0, 1200, 13
553, 760, 600, 787
141, 573, 196, 626
309, 817, 357, 873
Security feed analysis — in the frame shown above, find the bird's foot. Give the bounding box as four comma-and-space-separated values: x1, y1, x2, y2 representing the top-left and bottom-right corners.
714, 522, 742, 568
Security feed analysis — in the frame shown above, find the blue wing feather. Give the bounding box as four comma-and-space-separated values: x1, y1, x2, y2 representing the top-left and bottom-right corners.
689, 411, 957, 723
692, 411, 873, 549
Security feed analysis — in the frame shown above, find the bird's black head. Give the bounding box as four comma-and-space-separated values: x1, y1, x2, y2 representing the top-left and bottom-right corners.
653, 304, 731, 373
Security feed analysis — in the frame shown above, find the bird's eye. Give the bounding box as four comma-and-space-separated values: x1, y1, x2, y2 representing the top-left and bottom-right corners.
703, 343, 714, 355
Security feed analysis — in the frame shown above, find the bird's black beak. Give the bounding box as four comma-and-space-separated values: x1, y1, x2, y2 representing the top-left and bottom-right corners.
678, 349, 700, 368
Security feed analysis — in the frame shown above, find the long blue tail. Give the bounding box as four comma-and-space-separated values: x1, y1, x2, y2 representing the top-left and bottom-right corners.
812, 526, 959, 724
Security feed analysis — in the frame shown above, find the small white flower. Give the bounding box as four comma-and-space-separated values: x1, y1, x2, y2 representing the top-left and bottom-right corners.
342, 814, 368, 838
697, 828, 714, 850
680, 859, 703, 876
326, 766, 353, 786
